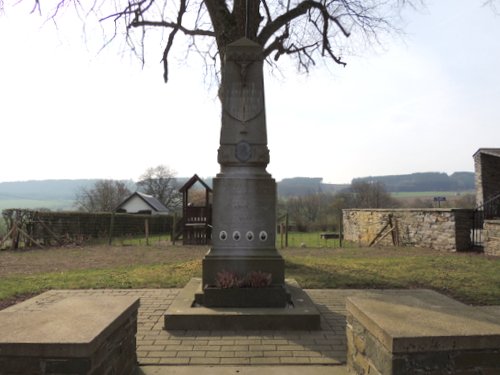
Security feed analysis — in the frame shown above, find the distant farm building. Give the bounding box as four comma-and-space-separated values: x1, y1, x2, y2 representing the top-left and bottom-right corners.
116, 192, 169, 215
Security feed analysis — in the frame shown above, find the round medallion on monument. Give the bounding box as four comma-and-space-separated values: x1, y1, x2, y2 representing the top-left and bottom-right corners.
233, 231, 241, 241
235, 141, 252, 162
219, 231, 228, 241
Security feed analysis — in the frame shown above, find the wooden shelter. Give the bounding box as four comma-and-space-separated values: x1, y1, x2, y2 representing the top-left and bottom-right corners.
178, 174, 212, 245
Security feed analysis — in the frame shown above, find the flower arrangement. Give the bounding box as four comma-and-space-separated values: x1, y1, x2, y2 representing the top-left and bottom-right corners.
215, 270, 241, 289
215, 270, 272, 288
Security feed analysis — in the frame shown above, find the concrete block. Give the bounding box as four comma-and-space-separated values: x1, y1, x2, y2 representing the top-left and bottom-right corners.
346, 290, 500, 374
0, 296, 139, 375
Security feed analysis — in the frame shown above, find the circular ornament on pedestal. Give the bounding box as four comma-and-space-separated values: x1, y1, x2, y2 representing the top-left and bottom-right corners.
235, 141, 252, 162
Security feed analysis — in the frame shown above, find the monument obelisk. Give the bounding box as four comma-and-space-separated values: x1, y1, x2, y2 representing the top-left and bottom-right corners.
199, 37, 287, 307
165, 36, 320, 328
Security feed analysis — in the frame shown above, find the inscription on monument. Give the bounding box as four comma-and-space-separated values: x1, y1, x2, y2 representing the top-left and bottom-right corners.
224, 81, 264, 123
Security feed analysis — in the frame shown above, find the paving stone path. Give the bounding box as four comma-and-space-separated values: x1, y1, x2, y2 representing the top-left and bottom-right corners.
9, 288, 499, 367
8, 288, 360, 366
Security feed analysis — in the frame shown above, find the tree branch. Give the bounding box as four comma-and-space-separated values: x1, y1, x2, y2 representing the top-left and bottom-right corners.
258, 0, 350, 47
130, 20, 215, 37
261, 0, 273, 24
161, 0, 187, 83
260, 1, 349, 68
22, 0, 414, 87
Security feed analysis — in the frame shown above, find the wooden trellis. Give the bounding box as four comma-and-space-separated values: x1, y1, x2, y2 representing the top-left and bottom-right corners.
369, 214, 401, 247
0, 209, 49, 249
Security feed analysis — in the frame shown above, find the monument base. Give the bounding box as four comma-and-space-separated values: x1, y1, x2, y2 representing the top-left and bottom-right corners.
164, 278, 321, 330
198, 285, 289, 308
202, 252, 285, 287
200, 250, 288, 308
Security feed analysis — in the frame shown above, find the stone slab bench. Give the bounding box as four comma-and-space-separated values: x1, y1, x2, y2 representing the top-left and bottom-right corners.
346, 290, 500, 375
0, 295, 140, 375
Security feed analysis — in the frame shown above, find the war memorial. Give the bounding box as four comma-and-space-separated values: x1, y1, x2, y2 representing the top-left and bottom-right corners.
0, 38, 499, 375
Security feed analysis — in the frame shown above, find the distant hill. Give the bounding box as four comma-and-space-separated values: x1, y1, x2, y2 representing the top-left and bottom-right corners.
0, 172, 475, 211
352, 172, 475, 192
0, 180, 99, 201
277, 177, 349, 197
0, 179, 134, 211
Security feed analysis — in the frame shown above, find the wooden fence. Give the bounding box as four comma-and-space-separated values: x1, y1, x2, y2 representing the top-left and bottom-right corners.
0, 209, 173, 249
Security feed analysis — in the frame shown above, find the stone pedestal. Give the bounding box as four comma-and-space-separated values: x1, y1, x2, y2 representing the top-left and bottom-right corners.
165, 278, 320, 330
202, 176, 284, 290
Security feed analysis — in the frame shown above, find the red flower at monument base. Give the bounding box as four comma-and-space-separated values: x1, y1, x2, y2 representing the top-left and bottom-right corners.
214, 270, 272, 289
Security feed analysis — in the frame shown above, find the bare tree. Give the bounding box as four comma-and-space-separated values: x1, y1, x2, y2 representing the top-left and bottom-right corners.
27, 0, 420, 93
351, 180, 398, 208
285, 192, 337, 231
75, 179, 132, 212
137, 165, 181, 211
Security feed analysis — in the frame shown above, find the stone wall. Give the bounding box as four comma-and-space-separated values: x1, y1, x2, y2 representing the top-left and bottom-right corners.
484, 220, 500, 256
474, 149, 500, 206
343, 209, 474, 251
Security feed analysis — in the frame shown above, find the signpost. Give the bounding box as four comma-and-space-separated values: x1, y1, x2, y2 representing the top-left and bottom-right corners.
433, 196, 447, 208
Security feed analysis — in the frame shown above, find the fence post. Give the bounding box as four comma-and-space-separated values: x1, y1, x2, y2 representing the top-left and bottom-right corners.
145, 218, 150, 246
339, 210, 343, 248
172, 213, 176, 245
280, 223, 284, 249
285, 213, 289, 248
108, 213, 115, 246
11, 222, 19, 250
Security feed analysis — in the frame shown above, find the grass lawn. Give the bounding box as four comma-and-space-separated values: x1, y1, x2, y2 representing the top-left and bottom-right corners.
282, 231, 352, 248
0, 245, 498, 309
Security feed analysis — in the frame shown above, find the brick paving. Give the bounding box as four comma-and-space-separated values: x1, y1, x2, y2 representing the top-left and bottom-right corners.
10, 288, 498, 367
7, 288, 363, 366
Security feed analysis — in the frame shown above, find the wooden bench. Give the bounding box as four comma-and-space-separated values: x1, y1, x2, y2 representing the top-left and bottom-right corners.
320, 232, 341, 239
0, 295, 140, 375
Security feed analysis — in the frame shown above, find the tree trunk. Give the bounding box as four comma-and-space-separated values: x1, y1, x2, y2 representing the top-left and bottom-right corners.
205, 0, 263, 100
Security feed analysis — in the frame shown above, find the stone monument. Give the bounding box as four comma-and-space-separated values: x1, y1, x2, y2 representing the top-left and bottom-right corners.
196, 37, 287, 307
165, 38, 320, 329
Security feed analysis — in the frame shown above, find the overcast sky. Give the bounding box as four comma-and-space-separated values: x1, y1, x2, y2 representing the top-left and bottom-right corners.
1, 0, 499, 184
